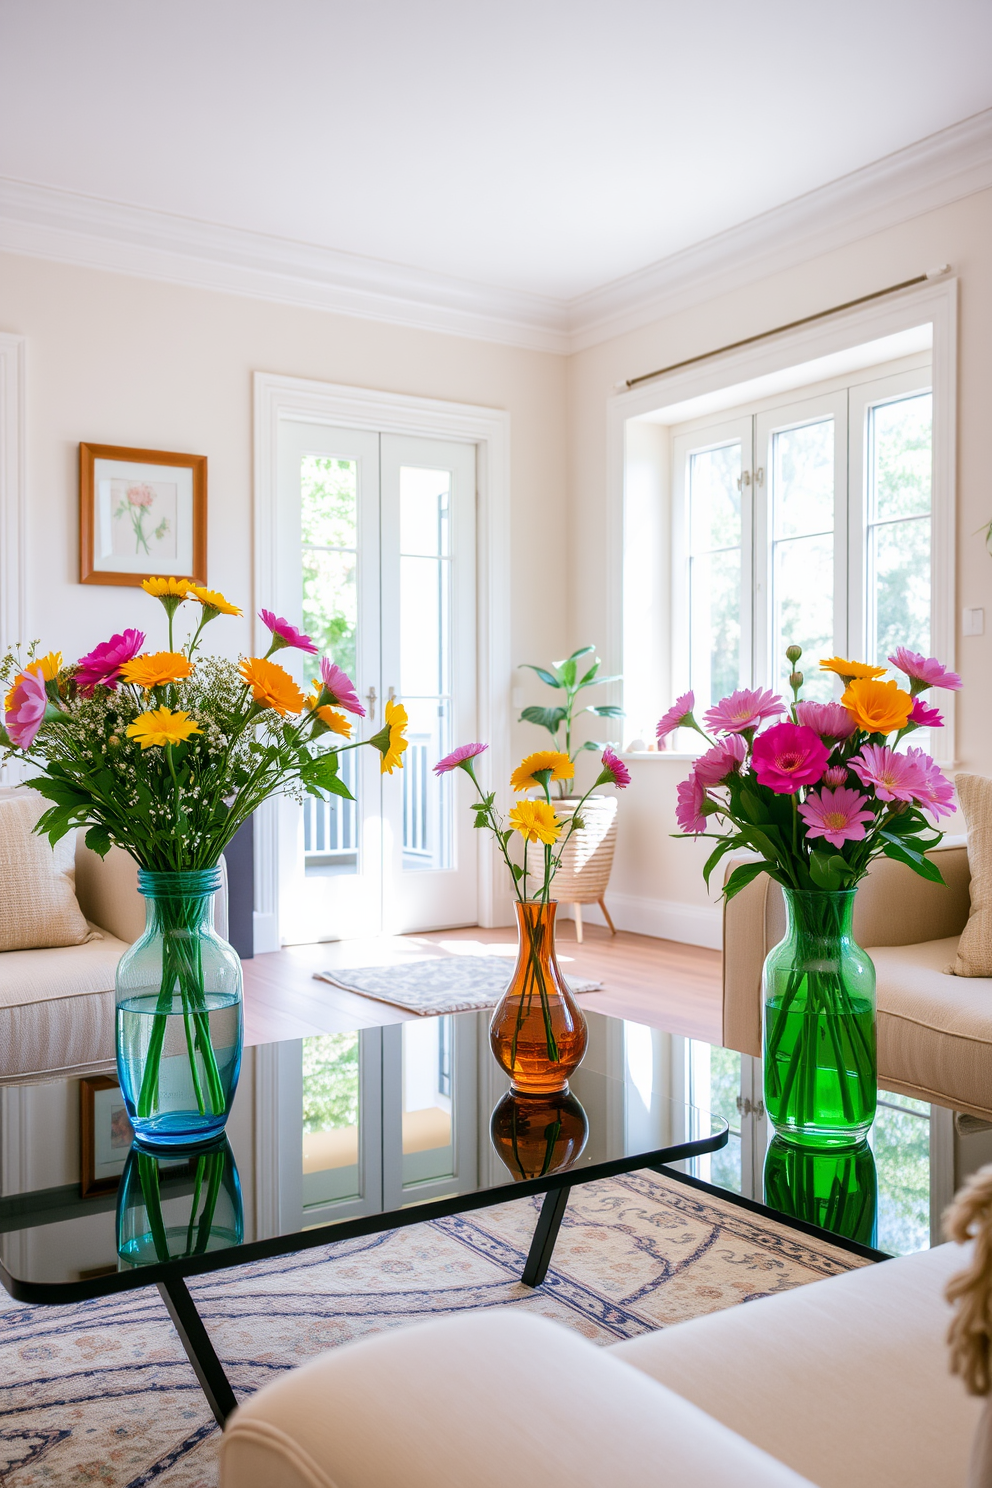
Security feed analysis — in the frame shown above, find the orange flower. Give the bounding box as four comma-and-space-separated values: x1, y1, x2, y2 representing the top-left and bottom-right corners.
4, 651, 61, 711
316, 704, 352, 737
119, 651, 194, 690
841, 677, 913, 735
239, 656, 304, 715
820, 656, 887, 683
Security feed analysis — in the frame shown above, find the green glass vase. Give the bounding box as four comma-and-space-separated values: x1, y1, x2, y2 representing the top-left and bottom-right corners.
117, 1137, 243, 1266
762, 887, 876, 1148
763, 1136, 877, 1247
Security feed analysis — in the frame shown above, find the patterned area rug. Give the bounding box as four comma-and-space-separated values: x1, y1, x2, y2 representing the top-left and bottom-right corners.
314, 955, 602, 1013
0, 1170, 870, 1486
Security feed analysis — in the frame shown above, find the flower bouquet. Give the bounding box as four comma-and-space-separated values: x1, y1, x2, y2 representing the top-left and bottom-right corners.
659, 646, 957, 1146
435, 741, 630, 1091
2, 580, 407, 1145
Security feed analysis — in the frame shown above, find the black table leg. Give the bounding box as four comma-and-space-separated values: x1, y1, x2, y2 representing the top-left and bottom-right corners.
521, 1187, 570, 1288
157, 1276, 237, 1427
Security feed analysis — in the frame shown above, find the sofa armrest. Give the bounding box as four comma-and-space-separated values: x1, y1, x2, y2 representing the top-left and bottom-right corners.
219, 1311, 814, 1488
721, 840, 971, 1059
74, 839, 230, 945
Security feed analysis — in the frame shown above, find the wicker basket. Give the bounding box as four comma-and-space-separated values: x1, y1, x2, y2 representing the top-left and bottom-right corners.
526, 795, 618, 941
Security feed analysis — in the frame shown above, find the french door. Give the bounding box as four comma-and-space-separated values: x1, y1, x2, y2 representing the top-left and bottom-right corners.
274, 421, 477, 941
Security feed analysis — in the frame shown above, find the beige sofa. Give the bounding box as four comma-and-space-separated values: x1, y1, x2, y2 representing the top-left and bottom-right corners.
218, 1240, 978, 1488
0, 816, 227, 1083
721, 839, 992, 1119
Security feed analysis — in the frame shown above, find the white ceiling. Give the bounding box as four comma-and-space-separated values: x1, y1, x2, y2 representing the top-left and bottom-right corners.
2, 0, 992, 304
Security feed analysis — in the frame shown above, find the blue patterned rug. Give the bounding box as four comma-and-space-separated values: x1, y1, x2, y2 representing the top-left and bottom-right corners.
0, 1170, 869, 1485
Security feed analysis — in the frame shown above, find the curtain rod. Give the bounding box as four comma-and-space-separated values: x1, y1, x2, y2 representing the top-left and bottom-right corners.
622, 266, 951, 391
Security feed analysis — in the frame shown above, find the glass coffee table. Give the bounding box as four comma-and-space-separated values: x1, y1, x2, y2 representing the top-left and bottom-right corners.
0, 1008, 729, 1426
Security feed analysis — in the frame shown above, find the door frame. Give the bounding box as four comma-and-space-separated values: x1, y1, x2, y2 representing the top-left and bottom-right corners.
253, 372, 512, 949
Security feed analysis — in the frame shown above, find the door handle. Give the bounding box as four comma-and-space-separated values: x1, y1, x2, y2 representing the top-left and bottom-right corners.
366, 685, 376, 721
388, 687, 396, 703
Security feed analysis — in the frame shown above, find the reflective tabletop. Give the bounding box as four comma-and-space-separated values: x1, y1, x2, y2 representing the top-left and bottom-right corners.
0, 1009, 728, 1300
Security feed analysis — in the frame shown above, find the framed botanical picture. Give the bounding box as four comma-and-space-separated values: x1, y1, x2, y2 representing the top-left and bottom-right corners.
79, 442, 207, 587
79, 1075, 135, 1197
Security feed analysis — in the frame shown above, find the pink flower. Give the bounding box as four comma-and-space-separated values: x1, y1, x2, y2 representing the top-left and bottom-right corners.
799, 787, 876, 849
434, 742, 488, 776
259, 610, 318, 655
794, 700, 856, 741
704, 688, 784, 735
598, 746, 631, 789
74, 630, 146, 696
693, 733, 747, 786
909, 696, 944, 729
675, 772, 708, 834
750, 722, 828, 794
126, 482, 155, 508
888, 648, 962, 693
656, 692, 696, 745
319, 659, 365, 716
822, 765, 849, 788
905, 747, 956, 819
4, 665, 48, 749
849, 744, 925, 803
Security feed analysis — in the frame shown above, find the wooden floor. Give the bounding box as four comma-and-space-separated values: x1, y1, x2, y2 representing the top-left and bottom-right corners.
242, 922, 722, 1047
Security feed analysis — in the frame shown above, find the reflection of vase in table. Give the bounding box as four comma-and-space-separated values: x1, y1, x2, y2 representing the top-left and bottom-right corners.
489, 900, 588, 1094
526, 796, 618, 942
762, 887, 876, 1148
763, 1135, 877, 1248
490, 1089, 589, 1179
116, 1136, 243, 1266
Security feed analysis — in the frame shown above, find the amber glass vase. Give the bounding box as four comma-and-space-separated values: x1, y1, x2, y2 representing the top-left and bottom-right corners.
490, 1090, 589, 1179
489, 900, 588, 1093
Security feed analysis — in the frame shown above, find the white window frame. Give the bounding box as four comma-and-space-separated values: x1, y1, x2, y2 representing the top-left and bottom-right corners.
253, 373, 512, 948
610, 277, 957, 763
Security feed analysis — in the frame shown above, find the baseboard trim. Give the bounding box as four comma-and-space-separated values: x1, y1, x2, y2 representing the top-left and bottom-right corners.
563, 892, 723, 950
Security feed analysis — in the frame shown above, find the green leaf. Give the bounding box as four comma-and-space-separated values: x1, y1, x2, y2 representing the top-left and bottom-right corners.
881, 840, 945, 883
578, 660, 600, 686
586, 704, 624, 718
324, 774, 355, 801
567, 645, 597, 662
702, 836, 737, 889
740, 789, 769, 823
519, 664, 561, 690
809, 851, 844, 890
84, 824, 113, 858
510, 863, 524, 880
559, 658, 578, 688
723, 860, 771, 901
577, 739, 602, 752
520, 705, 567, 736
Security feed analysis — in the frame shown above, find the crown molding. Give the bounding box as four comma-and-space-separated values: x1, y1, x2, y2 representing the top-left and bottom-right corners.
0, 178, 569, 354
569, 107, 992, 351
1, 107, 990, 356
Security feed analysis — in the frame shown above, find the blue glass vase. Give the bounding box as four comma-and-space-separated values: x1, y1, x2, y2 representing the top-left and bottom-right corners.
117, 1137, 244, 1266
115, 868, 243, 1147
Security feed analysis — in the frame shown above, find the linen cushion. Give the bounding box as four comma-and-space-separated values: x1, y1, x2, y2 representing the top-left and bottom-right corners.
0, 790, 90, 951
613, 1241, 980, 1488
219, 1310, 816, 1488
955, 774, 992, 976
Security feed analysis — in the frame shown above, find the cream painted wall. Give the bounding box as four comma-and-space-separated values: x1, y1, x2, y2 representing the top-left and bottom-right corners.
0, 251, 569, 771
567, 187, 992, 945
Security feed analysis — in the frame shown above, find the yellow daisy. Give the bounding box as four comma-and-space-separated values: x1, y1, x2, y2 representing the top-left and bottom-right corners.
142, 576, 191, 600
239, 656, 305, 716
125, 707, 202, 750
820, 657, 887, 683
379, 698, 408, 774
309, 700, 352, 737
509, 799, 561, 845
510, 750, 574, 792
188, 585, 243, 617
119, 651, 195, 690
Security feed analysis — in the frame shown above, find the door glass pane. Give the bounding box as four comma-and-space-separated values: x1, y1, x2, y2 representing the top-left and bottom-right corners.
771, 420, 834, 701
399, 466, 452, 872
688, 444, 741, 717
401, 1018, 454, 1189
302, 1032, 360, 1207
866, 394, 932, 668
301, 458, 360, 878
871, 1094, 930, 1255
687, 1041, 742, 1193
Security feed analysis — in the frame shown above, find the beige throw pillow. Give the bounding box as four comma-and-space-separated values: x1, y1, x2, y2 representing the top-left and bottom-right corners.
954, 774, 992, 976
0, 790, 90, 952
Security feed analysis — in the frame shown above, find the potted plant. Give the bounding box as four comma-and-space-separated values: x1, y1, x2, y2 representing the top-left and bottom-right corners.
517, 645, 623, 939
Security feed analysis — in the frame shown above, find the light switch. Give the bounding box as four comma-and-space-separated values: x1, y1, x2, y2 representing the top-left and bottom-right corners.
963, 608, 985, 637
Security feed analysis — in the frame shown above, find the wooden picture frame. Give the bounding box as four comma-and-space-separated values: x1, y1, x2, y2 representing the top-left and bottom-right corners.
79, 442, 207, 587
79, 1075, 135, 1197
